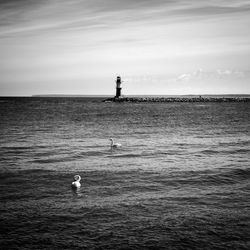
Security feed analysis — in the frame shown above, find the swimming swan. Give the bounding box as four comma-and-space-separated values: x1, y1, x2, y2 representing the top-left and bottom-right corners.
109, 138, 121, 148
71, 175, 81, 188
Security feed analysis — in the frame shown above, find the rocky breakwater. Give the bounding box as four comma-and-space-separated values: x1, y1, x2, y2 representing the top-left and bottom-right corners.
103, 96, 250, 103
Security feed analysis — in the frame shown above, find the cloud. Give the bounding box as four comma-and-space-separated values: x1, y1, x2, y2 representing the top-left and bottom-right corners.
1, 0, 250, 37
172, 3, 250, 18
174, 69, 247, 82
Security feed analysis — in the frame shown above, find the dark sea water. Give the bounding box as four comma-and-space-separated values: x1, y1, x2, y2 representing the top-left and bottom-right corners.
0, 97, 249, 249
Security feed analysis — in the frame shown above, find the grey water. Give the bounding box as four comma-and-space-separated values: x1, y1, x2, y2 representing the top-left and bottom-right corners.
0, 97, 249, 249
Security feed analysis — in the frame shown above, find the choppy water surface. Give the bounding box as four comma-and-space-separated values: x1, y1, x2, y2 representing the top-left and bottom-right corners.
0, 97, 249, 249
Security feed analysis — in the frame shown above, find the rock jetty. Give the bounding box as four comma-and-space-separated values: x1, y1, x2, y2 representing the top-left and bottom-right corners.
103, 96, 250, 103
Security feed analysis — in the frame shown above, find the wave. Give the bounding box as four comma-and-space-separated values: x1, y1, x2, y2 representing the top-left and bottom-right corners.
199, 148, 250, 155
223, 167, 250, 181
167, 167, 250, 187
107, 149, 184, 159
31, 149, 111, 163
107, 153, 142, 158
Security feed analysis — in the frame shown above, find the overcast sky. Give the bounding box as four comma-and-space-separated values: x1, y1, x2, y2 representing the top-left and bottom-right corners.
0, 0, 250, 96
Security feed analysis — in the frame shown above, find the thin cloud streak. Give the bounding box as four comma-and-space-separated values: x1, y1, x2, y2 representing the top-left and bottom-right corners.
1, 0, 250, 36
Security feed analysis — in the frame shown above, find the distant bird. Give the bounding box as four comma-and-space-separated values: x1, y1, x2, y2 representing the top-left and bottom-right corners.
109, 138, 122, 148
71, 175, 81, 188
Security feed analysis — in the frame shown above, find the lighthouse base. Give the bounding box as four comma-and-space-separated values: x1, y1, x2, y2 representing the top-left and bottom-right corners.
115, 88, 122, 98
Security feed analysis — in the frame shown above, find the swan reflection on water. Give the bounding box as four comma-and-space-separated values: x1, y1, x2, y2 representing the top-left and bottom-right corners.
71, 186, 82, 197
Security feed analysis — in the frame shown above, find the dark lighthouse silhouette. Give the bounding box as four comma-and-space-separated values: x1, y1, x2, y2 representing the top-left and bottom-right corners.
115, 76, 122, 98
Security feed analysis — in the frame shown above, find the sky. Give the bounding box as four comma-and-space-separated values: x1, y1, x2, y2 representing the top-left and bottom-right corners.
0, 0, 250, 96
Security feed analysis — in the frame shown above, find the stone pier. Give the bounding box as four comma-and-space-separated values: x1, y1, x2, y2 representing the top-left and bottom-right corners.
103, 96, 250, 103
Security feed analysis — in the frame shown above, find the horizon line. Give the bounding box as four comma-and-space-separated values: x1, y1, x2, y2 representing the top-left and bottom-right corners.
0, 94, 250, 98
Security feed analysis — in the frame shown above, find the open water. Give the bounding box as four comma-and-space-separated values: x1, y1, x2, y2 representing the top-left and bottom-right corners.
0, 97, 249, 249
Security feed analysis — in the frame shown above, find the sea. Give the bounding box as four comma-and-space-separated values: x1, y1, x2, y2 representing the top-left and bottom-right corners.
0, 96, 249, 250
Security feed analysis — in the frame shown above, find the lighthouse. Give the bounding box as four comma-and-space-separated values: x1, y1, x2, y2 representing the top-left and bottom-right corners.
115, 76, 122, 98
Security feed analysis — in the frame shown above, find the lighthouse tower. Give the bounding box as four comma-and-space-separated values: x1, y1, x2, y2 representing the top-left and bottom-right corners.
115, 76, 122, 98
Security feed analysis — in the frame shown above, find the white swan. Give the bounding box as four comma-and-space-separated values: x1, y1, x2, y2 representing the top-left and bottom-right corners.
109, 138, 121, 148
71, 175, 81, 188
